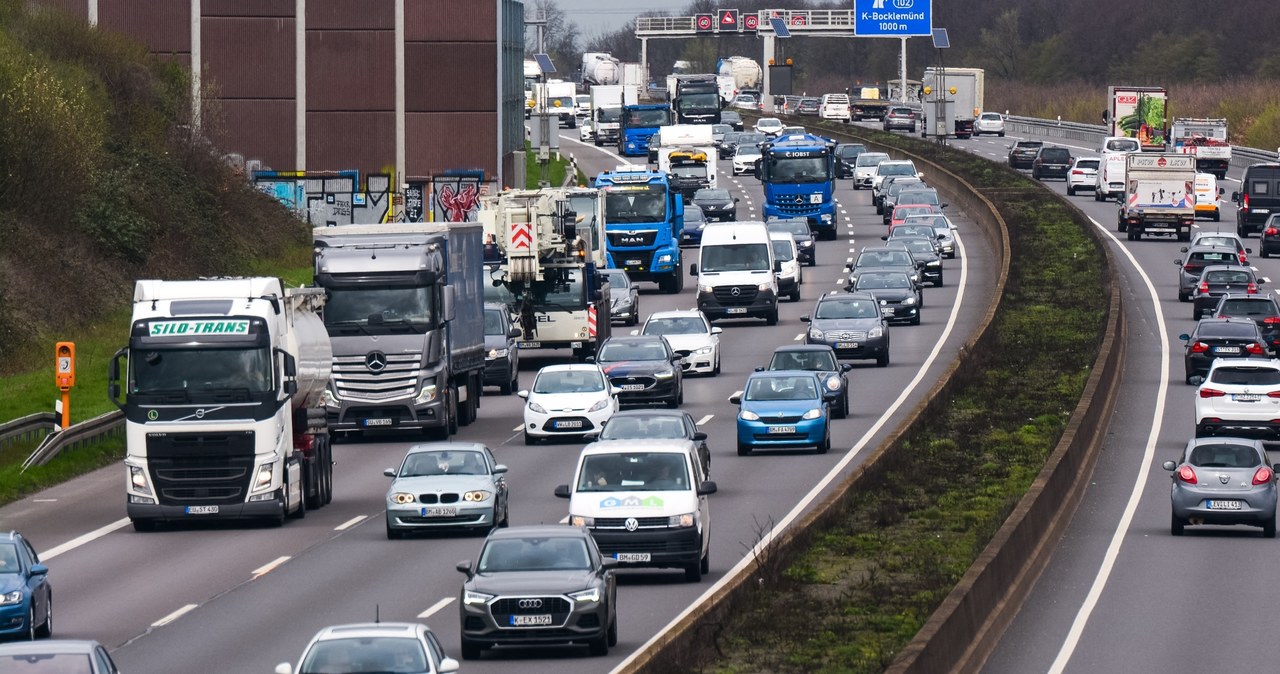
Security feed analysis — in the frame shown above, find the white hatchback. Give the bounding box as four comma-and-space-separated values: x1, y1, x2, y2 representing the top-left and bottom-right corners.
754, 117, 784, 137
520, 364, 620, 444
1195, 358, 1280, 438
639, 309, 723, 375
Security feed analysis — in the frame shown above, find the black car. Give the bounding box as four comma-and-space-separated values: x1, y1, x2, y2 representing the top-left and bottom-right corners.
680, 203, 709, 248
594, 335, 683, 407
483, 304, 521, 394
1180, 317, 1268, 384
717, 131, 742, 157
762, 344, 853, 418
834, 143, 867, 179
885, 237, 944, 287
720, 110, 744, 131
1176, 245, 1248, 302
876, 176, 926, 215
457, 525, 617, 658
1192, 266, 1263, 320
1213, 294, 1280, 353
1232, 163, 1280, 237
593, 409, 712, 476
691, 188, 738, 222
728, 131, 766, 157
1007, 140, 1044, 169
766, 217, 816, 266
851, 270, 922, 325
802, 292, 890, 366
601, 268, 640, 326
1031, 146, 1073, 181
846, 246, 921, 290
1261, 213, 1280, 257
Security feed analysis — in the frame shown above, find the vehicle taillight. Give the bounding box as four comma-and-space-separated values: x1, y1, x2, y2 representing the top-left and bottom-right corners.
1071, 170, 1084, 175
1190, 341, 1210, 353
1199, 282, 1210, 293
1265, 317, 1280, 325
1267, 390, 1280, 398
1199, 388, 1227, 398
1178, 466, 1197, 484
1267, 227, 1278, 236
1247, 342, 1265, 355
1249, 282, 1259, 294
1243, 193, 1250, 211
1254, 466, 1274, 485
1240, 252, 1250, 264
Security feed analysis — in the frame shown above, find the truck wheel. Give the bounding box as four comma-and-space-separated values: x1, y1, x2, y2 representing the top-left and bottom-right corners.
448, 394, 459, 435
304, 452, 323, 510
289, 467, 307, 519
319, 436, 334, 505
765, 309, 778, 326
131, 518, 158, 533
1117, 217, 1127, 232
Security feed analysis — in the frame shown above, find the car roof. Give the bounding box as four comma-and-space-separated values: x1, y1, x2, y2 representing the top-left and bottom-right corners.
581, 438, 697, 456
1218, 293, 1276, 302
536, 363, 603, 373
604, 335, 667, 345
646, 309, 706, 320
772, 344, 837, 353
0, 640, 103, 655
1194, 317, 1261, 331
406, 442, 487, 455
607, 408, 690, 419
747, 369, 821, 380
1186, 244, 1243, 255
487, 525, 591, 540
313, 623, 424, 641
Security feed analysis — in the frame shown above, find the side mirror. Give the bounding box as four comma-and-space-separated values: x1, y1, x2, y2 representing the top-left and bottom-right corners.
493, 464, 509, 474
1174, 259, 1183, 266
697, 480, 718, 495
585, 355, 596, 363
611, 386, 624, 396
1247, 248, 1254, 255
1273, 463, 1280, 474
517, 390, 530, 399
583, 432, 599, 441
383, 468, 397, 478
554, 484, 572, 498
841, 363, 853, 372
1219, 187, 1226, 196
940, 202, 950, 209
276, 665, 294, 674
508, 327, 522, 338
754, 366, 765, 372
800, 314, 811, 323
690, 263, 699, 276
734, 197, 741, 203
693, 431, 708, 441
671, 354, 683, 363
1161, 460, 1177, 471
601, 558, 620, 570
1180, 247, 1189, 253
774, 260, 783, 273
1231, 191, 1241, 202
728, 393, 742, 404
456, 560, 474, 576
710, 327, 722, 335
29, 564, 47, 576
881, 235, 889, 241
439, 657, 461, 674
1178, 333, 1191, 341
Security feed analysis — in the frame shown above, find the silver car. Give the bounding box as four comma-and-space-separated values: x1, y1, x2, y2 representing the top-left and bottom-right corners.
603, 269, 639, 326
973, 111, 1005, 137
1163, 437, 1278, 537
0, 640, 122, 673
384, 442, 509, 538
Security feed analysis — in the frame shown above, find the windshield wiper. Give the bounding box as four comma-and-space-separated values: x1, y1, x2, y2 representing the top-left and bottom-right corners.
325, 320, 374, 337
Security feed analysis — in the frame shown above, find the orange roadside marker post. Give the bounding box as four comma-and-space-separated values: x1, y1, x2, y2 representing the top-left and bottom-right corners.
55, 342, 76, 429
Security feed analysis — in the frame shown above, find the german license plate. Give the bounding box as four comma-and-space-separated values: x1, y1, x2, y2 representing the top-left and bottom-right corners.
726, 307, 748, 314
185, 505, 219, 515
883, 307, 895, 315
626, 259, 643, 266
768, 426, 796, 434
362, 418, 392, 427
420, 507, 457, 517
835, 342, 859, 349
1216, 346, 1241, 354
511, 614, 553, 626
1206, 500, 1243, 510
554, 420, 583, 429
615, 553, 651, 562
523, 341, 541, 349
621, 384, 645, 391
1234, 394, 1262, 402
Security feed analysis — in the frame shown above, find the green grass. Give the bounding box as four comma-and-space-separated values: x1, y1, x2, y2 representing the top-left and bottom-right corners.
524, 140, 584, 188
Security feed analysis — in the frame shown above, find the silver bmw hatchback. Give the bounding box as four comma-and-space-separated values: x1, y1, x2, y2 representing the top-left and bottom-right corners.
1163, 437, 1278, 537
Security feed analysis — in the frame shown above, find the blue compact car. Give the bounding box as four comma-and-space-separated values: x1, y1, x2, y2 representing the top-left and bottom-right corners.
730, 371, 831, 455
0, 531, 52, 640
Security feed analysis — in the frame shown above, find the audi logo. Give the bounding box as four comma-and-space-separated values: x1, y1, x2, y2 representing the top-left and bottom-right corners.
517, 598, 544, 609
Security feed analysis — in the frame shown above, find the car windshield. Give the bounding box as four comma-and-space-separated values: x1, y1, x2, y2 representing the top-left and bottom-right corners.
644, 317, 707, 335
769, 350, 837, 371
757, 120, 782, 130
599, 341, 668, 362
897, 191, 939, 205
738, 133, 765, 145
856, 272, 913, 290
1077, 160, 1100, 169
577, 452, 691, 492
603, 271, 629, 289
737, 147, 761, 158
900, 239, 935, 253
700, 242, 770, 273
814, 299, 878, 319
596, 107, 621, 123
903, 215, 949, 228
670, 164, 708, 179
745, 375, 818, 401
768, 221, 809, 238
1, 654, 96, 672
600, 416, 688, 440
478, 537, 592, 572
858, 250, 913, 266
771, 239, 795, 261
1219, 299, 1279, 316
856, 153, 889, 167
695, 189, 731, 202
399, 449, 487, 477
532, 370, 605, 394
1187, 443, 1262, 468
878, 163, 916, 176
1209, 366, 1280, 386
837, 145, 865, 158
484, 310, 506, 336
299, 637, 427, 674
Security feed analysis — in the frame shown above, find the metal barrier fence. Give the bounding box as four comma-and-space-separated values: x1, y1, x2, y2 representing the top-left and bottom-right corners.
1007, 115, 1277, 167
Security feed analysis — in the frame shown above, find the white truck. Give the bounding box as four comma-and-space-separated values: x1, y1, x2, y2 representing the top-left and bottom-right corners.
656, 124, 717, 201
1117, 153, 1195, 241
110, 277, 334, 530
1105, 86, 1168, 151
540, 80, 578, 128
590, 84, 639, 148
620, 62, 646, 88
717, 56, 762, 91
581, 52, 621, 86
921, 67, 984, 139
1172, 117, 1231, 180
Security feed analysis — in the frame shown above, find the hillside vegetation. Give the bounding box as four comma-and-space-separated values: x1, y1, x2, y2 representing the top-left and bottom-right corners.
0, 0, 308, 373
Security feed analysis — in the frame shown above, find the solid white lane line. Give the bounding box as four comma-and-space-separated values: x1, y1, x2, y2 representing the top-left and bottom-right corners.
512, 424, 524, 432
33, 499, 56, 503
1046, 217, 1169, 673
794, 333, 805, 341
696, 414, 714, 425
42, 518, 131, 561
151, 604, 198, 628
335, 515, 368, 531
252, 556, 291, 578
418, 597, 456, 619
610, 230, 971, 674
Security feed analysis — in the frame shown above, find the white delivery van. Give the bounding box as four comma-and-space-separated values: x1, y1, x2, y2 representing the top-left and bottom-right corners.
555, 439, 716, 582
1095, 152, 1128, 202
1193, 172, 1222, 221
819, 93, 851, 122
690, 221, 779, 324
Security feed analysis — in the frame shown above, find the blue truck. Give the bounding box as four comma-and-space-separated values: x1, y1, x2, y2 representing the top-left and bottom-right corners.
758, 133, 838, 240
618, 104, 674, 157
593, 165, 685, 293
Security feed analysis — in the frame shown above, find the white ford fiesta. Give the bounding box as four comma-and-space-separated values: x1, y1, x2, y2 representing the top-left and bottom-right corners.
520, 364, 620, 445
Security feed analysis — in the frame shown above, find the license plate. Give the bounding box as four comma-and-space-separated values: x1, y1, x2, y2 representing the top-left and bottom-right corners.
835, 342, 859, 349
1234, 394, 1262, 402
1257, 209, 1271, 214
626, 259, 643, 266
1206, 500, 1243, 510
523, 341, 541, 349
511, 614, 553, 626
554, 420, 583, 429
420, 507, 457, 517
615, 553, 651, 562
726, 307, 748, 314
1216, 346, 1241, 354
883, 308, 895, 316
185, 505, 219, 515
768, 426, 796, 434
620, 384, 646, 390
362, 418, 392, 427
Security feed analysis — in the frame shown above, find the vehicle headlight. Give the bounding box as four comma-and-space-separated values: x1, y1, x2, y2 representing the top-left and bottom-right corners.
0, 591, 21, 606
698, 284, 714, 294
668, 512, 695, 528
758, 282, 772, 291
322, 386, 340, 407
926, 260, 941, 267
463, 490, 492, 502
868, 326, 884, 339
800, 240, 813, 247
463, 590, 495, 606
254, 462, 275, 491
740, 410, 760, 421
569, 587, 602, 604
657, 254, 673, 264
824, 375, 842, 391
391, 492, 416, 505
527, 400, 548, 414
614, 295, 633, 307
903, 296, 917, 306
802, 408, 823, 420
129, 464, 152, 495
415, 382, 439, 404
588, 398, 611, 412
488, 348, 509, 359
809, 328, 824, 340
910, 273, 920, 283
571, 515, 594, 527
693, 345, 713, 355
656, 370, 675, 379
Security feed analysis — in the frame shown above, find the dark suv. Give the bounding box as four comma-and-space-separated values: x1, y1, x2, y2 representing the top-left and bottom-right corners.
1032, 146, 1073, 181
883, 107, 917, 132
1233, 163, 1280, 237
1008, 140, 1044, 169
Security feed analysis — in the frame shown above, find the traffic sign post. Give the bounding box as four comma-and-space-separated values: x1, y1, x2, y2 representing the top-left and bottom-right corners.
717, 9, 739, 32
743, 14, 759, 32
854, 0, 932, 37
54, 341, 75, 429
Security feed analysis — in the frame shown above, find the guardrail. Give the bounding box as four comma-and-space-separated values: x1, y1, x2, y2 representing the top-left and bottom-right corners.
1008, 114, 1277, 168
21, 410, 124, 470
0, 412, 58, 449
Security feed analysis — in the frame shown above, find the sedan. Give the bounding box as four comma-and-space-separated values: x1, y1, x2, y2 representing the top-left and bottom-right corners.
732, 146, 762, 176
1194, 358, 1280, 438
691, 188, 738, 222
802, 292, 890, 366
1180, 318, 1268, 385
834, 143, 867, 179
754, 117, 784, 137
846, 247, 921, 290
595, 335, 684, 407
764, 344, 853, 419
720, 110, 744, 131
384, 442, 509, 538
1261, 213, 1280, 258
1191, 266, 1264, 320
520, 364, 620, 444
679, 203, 709, 248
973, 111, 1005, 137
886, 237, 944, 287
852, 271, 923, 325
1212, 294, 1280, 353
0, 531, 52, 641
0, 641, 120, 673
731, 371, 831, 455
594, 409, 712, 476
458, 526, 618, 658
639, 309, 721, 376
1066, 156, 1099, 196
602, 268, 640, 326
1163, 436, 1277, 537
277, 622, 459, 674
766, 218, 816, 266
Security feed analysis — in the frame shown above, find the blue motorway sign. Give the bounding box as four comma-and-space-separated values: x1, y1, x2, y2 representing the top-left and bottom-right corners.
855, 0, 932, 37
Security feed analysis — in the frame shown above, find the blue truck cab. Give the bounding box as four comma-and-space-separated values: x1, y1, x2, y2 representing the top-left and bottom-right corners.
759, 133, 838, 240
619, 104, 674, 157
593, 165, 685, 294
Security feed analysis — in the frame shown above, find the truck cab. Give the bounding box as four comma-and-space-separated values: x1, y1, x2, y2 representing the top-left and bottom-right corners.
758, 133, 838, 239
619, 105, 674, 157
594, 166, 685, 294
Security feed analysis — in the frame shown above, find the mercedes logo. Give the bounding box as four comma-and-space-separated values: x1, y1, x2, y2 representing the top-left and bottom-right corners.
730, 287, 741, 296
366, 351, 388, 373
1219, 474, 1231, 485
624, 517, 639, 532
517, 598, 544, 609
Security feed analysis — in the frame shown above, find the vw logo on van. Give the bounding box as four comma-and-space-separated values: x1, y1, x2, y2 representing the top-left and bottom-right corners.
624, 517, 639, 532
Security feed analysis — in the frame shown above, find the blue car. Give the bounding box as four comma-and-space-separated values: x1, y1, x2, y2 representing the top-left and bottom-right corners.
0, 531, 52, 640
679, 204, 709, 247
730, 371, 831, 455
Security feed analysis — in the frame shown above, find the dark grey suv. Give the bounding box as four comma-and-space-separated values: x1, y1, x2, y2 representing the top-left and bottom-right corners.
802, 292, 890, 366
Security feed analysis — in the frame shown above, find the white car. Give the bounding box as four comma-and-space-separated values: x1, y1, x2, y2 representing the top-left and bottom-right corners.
871, 160, 920, 203
754, 117, 784, 137
1194, 358, 1280, 438
819, 94, 851, 122
973, 111, 1005, 137
579, 120, 594, 143
574, 94, 591, 120
276, 622, 459, 674
769, 231, 803, 302
853, 152, 890, 189
731, 94, 759, 110
1066, 156, 1099, 196
520, 364, 619, 444
639, 309, 722, 375
733, 146, 762, 175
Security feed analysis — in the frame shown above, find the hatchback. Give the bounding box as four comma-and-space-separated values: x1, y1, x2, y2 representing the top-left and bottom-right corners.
732, 145, 762, 176
851, 270, 923, 325
1031, 146, 1073, 181
1007, 140, 1044, 169
0, 641, 119, 673
520, 364, 620, 444
0, 531, 52, 641
278, 623, 459, 674
1213, 294, 1280, 353
766, 218, 816, 266
1180, 318, 1269, 384
883, 106, 917, 132
754, 117, 784, 137
1191, 266, 1264, 320
1260, 213, 1280, 258
595, 335, 683, 408
796, 98, 821, 116
640, 309, 721, 376
483, 305, 521, 394
1194, 358, 1280, 439
834, 143, 867, 179
1163, 436, 1277, 537
602, 268, 640, 327
763, 345, 852, 419
1066, 157, 1099, 196
720, 110, 744, 131
383, 442, 509, 538
973, 111, 1005, 137
731, 371, 831, 455
853, 152, 891, 189
1186, 232, 1250, 264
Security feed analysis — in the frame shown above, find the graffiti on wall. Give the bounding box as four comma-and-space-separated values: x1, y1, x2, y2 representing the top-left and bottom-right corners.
432, 171, 487, 222
252, 171, 394, 226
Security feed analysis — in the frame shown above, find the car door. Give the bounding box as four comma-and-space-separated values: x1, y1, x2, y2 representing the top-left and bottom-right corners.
483, 446, 507, 512
17, 537, 47, 624
689, 450, 711, 555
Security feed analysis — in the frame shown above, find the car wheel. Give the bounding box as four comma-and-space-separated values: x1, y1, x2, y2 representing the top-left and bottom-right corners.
1213, 212, 1220, 222
1178, 290, 1189, 302
876, 351, 889, 367
766, 309, 778, 326
700, 548, 710, 575
911, 314, 921, 326
1265, 512, 1278, 539
35, 594, 51, 639
500, 500, 510, 527
510, 371, 519, 396
499, 371, 513, 395
1170, 513, 1186, 536
998, 131, 1005, 137
607, 612, 619, 647
684, 559, 703, 582
816, 428, 831, 454
589, 630, 610, 656
838, 391, 849, 419
713, 353, 721, 376
737, 442, 752, 456
1185, 371, 1196, 385
524, 431, 536, 446
1067, 186, 1075, 196
26, 606, 37, 641
386, 520, 405, 540
460, 639, 484, 660
934, 276, 944, 288
789, 289, 800, 302
1263, 247, 1271, 259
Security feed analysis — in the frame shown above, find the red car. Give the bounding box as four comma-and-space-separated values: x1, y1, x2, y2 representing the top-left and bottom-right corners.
888, 204, 942, 230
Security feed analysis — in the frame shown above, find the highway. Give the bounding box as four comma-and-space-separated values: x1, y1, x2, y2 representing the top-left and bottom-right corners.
0, 126, 998, 671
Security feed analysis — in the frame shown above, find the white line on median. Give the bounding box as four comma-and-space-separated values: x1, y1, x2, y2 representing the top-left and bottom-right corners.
335, 515, 368, 531
151, 604, 198, 628
418, 597, 456, 619
696, 414, 714, 425
43, 518, 130, 561
252, 556, 291, 579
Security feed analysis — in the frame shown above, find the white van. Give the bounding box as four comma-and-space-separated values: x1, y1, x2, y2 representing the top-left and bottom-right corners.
1193, 172, 1222, 221
1094, 152, 1128, 202
555, 439, 715, 582
768, 231, 802, 302
819, 93, 851, 122
690, 221, 779, 324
